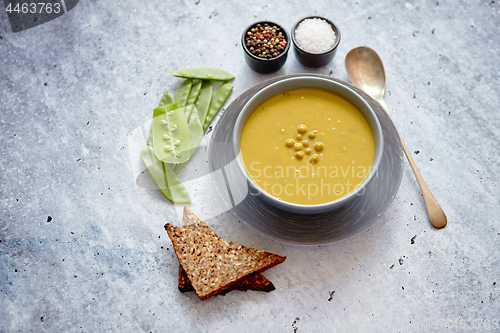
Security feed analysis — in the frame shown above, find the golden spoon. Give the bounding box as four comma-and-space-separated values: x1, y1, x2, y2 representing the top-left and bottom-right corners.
345, 46, 447, 229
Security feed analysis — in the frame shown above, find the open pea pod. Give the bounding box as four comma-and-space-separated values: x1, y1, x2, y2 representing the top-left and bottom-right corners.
172, 67, 235, 81
203, 82, 233, 131
140, 145, 190, 203
152, 103, 191, 164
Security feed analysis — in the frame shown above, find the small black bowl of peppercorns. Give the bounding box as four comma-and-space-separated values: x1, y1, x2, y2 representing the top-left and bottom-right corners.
242, 21, 290, 74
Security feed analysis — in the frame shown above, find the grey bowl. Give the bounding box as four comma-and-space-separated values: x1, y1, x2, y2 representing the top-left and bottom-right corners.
232, 76, 384, 214
208, 74, 404, 244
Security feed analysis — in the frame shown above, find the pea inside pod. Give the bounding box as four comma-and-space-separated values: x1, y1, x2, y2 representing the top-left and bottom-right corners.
172, 67, 235, 81
152, 103, 191, 164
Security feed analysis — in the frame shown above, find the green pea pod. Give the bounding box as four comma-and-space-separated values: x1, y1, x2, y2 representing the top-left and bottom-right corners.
203, 82, 233, 131
184, 104, 194, 120
148, 91, 174, 146
141, 145, 173, 200
173, 79, 192, 107
140, 145, 190, 203
172, 67, 235, 81
159, 91, 174, 107
186, 79, 202, 105
147, 120, 154, 147
173, 106, 204, 174
195, 80, 212, 126
186, 107, 204, 158
152, 103, 191, 164
162, 161, 191, 203
181, 79, 202, 120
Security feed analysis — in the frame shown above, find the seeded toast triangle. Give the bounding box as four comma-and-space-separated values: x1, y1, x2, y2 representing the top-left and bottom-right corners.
166, 222, 285, 300
177, 206, 275, 293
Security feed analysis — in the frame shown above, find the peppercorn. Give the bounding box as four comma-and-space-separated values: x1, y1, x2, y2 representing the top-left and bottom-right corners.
245, 23, 287, 59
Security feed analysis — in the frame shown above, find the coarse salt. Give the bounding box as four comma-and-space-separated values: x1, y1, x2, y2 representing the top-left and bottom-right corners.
295, 18, 336, 53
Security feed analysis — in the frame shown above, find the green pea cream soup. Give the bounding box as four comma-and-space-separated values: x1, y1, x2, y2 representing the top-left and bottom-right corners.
239, 87, 376, 205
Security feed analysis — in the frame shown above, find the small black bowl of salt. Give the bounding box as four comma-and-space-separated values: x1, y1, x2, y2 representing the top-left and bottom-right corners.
291, 16, 341, 68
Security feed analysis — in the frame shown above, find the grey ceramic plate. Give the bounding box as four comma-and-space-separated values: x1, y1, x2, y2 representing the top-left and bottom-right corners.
208, 74, 404, 245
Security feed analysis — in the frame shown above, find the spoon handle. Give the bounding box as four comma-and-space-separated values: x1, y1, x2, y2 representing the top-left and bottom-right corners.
377, 99, 447, 229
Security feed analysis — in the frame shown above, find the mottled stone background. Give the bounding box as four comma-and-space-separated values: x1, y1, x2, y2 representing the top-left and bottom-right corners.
1, 0, 499, 332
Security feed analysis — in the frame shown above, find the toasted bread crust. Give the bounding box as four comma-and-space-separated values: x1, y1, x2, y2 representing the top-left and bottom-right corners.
166, 223, 285, 300
177, 206, 276, 294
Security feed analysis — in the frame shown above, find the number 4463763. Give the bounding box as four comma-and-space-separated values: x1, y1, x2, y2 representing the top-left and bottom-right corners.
5, 2, 61, 14
447, 318, 499, 330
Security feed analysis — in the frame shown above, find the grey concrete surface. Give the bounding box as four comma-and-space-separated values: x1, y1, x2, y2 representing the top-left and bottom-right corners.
1, 0, 499, 332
